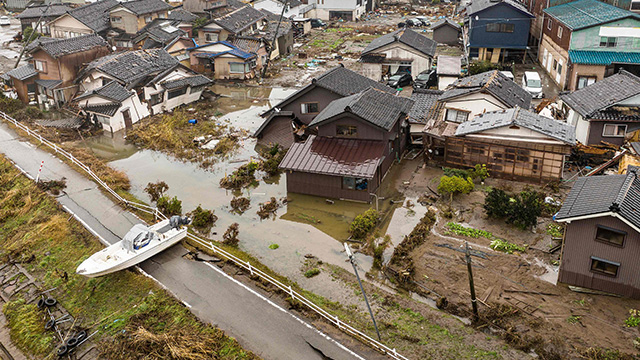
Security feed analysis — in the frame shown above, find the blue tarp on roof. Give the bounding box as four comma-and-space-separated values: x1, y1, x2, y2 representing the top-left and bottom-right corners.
569, 50, 640, 65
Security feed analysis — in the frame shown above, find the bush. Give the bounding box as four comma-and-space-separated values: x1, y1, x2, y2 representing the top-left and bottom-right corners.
490, 238, 527, 254
190, 205, 217, 229
258, 144, 285, 176
223, 223, 239, 246
157, 196, 182, 216
484, 188, 511, 218
145, 181, 169, 202
468, 61, 502, 75
443, 164, 489, 182
625, 309, 640, 327
219, 161, 259, 189
0, 97, 25, 115
349, 208, 380, 239
437, 175, 474, 205
22, 26, 41, 45
484, 188, 544, 230
304, 268, 321, 278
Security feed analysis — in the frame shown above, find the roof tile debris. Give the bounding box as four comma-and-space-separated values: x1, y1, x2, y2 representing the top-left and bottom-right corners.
213, 5, 266, 33
67, 0, 119, 33
439, 70, 532, 109
556, 169, 640, 230
114, 0, 173, 15
362, 28, 437, 57
409, 89, 444, 124
544, 0, 639, 30
279, 135, 386, 179
135, 19, 186, 45
561, 70, 640, 118
455, 107, 576, 145
27, 34, 108, 58
309, 87, 414, 130
16, 4, 71, 19
75, 81, 132, 102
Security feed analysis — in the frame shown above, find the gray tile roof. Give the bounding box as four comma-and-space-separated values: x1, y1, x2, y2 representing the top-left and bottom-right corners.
162, 74, 211, 89
437, 55, 461, 76
5, 64, 37, 81
455, 107, 576, 145
75, 81, 132, 102
69, 0, 119, 33
135, 19, 186, 44
408, 89, 444, 124
213, 5, 265, 33
440, 70, 532, 109
309, 87, 414, 131
79, 49, 179, 88
362, 28, 436, 57
556, 170, 640, 230
35, 78, 62, 89
466, 0, 533, 16
168, 8, 198, 22
116, 0, 173, 16
16, 4, 71, 19
27, 34, 108, 58
430, 18, 461, 31
314, 65, 396, 96
561, 70, 640, 118
84, 103, 121, 116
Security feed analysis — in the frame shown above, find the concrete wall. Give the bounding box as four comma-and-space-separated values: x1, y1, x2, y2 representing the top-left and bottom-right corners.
560, 216, 640, 298
567, 63, 607, 91
539, 34, 569, 89
360, 63, 383, 82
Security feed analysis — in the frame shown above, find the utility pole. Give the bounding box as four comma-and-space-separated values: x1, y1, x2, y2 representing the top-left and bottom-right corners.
261, 0, 288, 78
465, 242, 479, 321
14, 2, 52, 68
344, 243, 381, 341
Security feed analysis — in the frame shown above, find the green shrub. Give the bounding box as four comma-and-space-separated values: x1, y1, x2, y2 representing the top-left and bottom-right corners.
437, 175, 474, 205
471, 164, 489, 181
190, 205, 217, 229
268, 243, 279, 250
223, 223, 239, 246
484, 188, 511, 218
349, 208, 380, 239
0, 97, 25, 115
304, 268, 321, 278
625, 309, 640, 327
490, 238, 527, 254
3, 299, 54, 355
508, 189, 544, 229
157, 196, 182, 216
445, 222, 493, 239
219, 161, 259, 189
468, 61, 501, 75
22, 26, 41, 45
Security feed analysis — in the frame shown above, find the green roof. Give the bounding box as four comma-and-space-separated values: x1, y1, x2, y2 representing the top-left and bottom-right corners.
569, 50, 640, 65
544, 0, 640, 30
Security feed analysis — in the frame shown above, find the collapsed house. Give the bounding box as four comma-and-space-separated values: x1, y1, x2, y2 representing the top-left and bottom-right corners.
73, 49, 211, 132
556, 169, 640, 298
279, 87, 414, 202
106, 0, 174, 49
561, 70, 640, 146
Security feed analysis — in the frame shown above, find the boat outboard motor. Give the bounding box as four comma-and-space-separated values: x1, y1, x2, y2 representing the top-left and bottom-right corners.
169, 215, 191, 230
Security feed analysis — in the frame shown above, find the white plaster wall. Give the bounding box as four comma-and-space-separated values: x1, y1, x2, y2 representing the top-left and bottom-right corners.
442, 93, 506, 121
575, 117, 590, 145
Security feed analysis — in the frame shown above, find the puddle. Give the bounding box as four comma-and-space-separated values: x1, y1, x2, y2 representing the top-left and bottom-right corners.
533, 257, 559, 285
75, 131, 138, 161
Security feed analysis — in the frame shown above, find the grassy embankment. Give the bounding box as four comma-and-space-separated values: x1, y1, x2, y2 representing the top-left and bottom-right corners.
0, 155, 258, 359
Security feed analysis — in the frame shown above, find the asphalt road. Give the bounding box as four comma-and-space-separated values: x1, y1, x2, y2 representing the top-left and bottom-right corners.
0, 122, 382, 360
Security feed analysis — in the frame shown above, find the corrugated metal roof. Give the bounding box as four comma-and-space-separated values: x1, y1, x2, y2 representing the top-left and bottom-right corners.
544, 0, 639, 30
279, 135, 386, 179
569, 50, 640, 65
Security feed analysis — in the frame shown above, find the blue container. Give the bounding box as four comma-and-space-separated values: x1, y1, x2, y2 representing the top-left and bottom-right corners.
188, 119, 197, 124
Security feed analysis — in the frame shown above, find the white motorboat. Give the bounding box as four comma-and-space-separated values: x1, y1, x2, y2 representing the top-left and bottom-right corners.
76, 216, 190, 277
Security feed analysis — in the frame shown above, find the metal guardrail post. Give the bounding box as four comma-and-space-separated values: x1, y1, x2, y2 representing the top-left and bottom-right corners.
247, 261, 253, 276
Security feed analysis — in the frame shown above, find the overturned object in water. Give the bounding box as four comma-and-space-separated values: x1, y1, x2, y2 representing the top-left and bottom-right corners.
76, 216, 190, 278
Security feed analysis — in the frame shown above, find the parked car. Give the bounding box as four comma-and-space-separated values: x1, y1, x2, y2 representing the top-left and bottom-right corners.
415, 16, 431, 26
398, 22, 406, 28
405, 18, 423, 27
522, 71, 543, 98
310, 19, 326, 28
413, 69, 437, 89
387, 72, 412, 88
500, 71, 515, 82
0, 16, 10, 26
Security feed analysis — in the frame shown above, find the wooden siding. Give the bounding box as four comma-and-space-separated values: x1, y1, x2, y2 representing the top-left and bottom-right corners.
256, 115, 294, 149
541, 14, 571, 51
586, 121, 626, 146
433, 25, 460, 46
560, 216, 640, 298
444, 137, 569, 182
285, 170, 378, 202
317, 115, 386, 140
279, 86, 341, 125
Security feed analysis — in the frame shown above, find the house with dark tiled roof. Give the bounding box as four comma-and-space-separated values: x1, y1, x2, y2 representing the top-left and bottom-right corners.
555, 168, 640, 298
48, 0, 119, 38
561, 70, 640, 146
24, 34, 111, 108
279, 87, 414, 202
197, 5, 267, 44
463, 0, 533, 63
106, 0, 174, 49
74, 49, 211, 132
255, 65, 396, 148
540, 0, 640, 91
408, 89, 444, 144
445, 107, 575, 181
360, 28, 437, 81
16, 4, 71, 35
183, 0, 244, 16
422, 70, 533, 167
1, 64, 38, 104
187, 41, 259, 79
133, 19, 189, 52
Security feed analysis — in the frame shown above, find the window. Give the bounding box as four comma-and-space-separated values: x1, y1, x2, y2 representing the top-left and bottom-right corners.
557, 26, 563, 38
115, 40, 131, 48
553, 59, 557, 70
557, 61, 562, 75
336, 125, 357, 137
34, 60, 46, 73
111, 16, 122, 23
342, 177, 368, 191
595, 226, 625, 246
167, 88, 186, 99
600, 37, 617, 47
159, 13, 167, 18
547, 18, 552, 30
486, 23, 514, 33
205, 32, 218, 42
577, 76, 596, 89
149, 92, 164, 105
145, 16, 153, 23
445, 108, 469, 123
190, 85, 206, 94
229, 63, 245, 73
590, 257, 619, 276
301, 102, 319, 114
603, 124, 626, 137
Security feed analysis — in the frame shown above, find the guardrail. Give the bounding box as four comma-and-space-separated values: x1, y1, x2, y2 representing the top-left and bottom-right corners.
0, 112, 409, 360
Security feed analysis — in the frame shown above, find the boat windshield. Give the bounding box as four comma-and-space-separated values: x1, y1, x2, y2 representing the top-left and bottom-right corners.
121, 224, 150, 252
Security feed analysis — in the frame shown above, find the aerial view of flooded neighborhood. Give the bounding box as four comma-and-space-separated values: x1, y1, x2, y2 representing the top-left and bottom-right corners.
1, 0, 640, 357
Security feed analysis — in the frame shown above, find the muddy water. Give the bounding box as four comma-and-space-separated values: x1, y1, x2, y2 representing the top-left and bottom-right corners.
79, 85, 384, 284
381, 198, 427, 265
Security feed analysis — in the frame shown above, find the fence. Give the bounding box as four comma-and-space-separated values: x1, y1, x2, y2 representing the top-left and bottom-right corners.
0, 112, 409, 360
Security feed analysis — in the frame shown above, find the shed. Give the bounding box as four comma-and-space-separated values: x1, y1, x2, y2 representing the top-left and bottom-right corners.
436, 55, 461, 90
430, 19, 461, 46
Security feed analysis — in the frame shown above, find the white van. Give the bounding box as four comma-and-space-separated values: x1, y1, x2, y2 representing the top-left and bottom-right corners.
522, 71, 543, 98
500, 71, 515, 82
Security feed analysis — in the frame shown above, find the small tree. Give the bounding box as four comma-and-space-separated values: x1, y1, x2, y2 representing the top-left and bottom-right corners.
468, 61, 501, 75
437, 175, 474, 205
145, 181, 169, 202
483, 188, 511, 218
157, 196, 182, 216
223, 223, 240, 246
22, 27, 41, 45
349, 208, 380, 239
190, 205, 217, 229
507, 189, 544, 229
